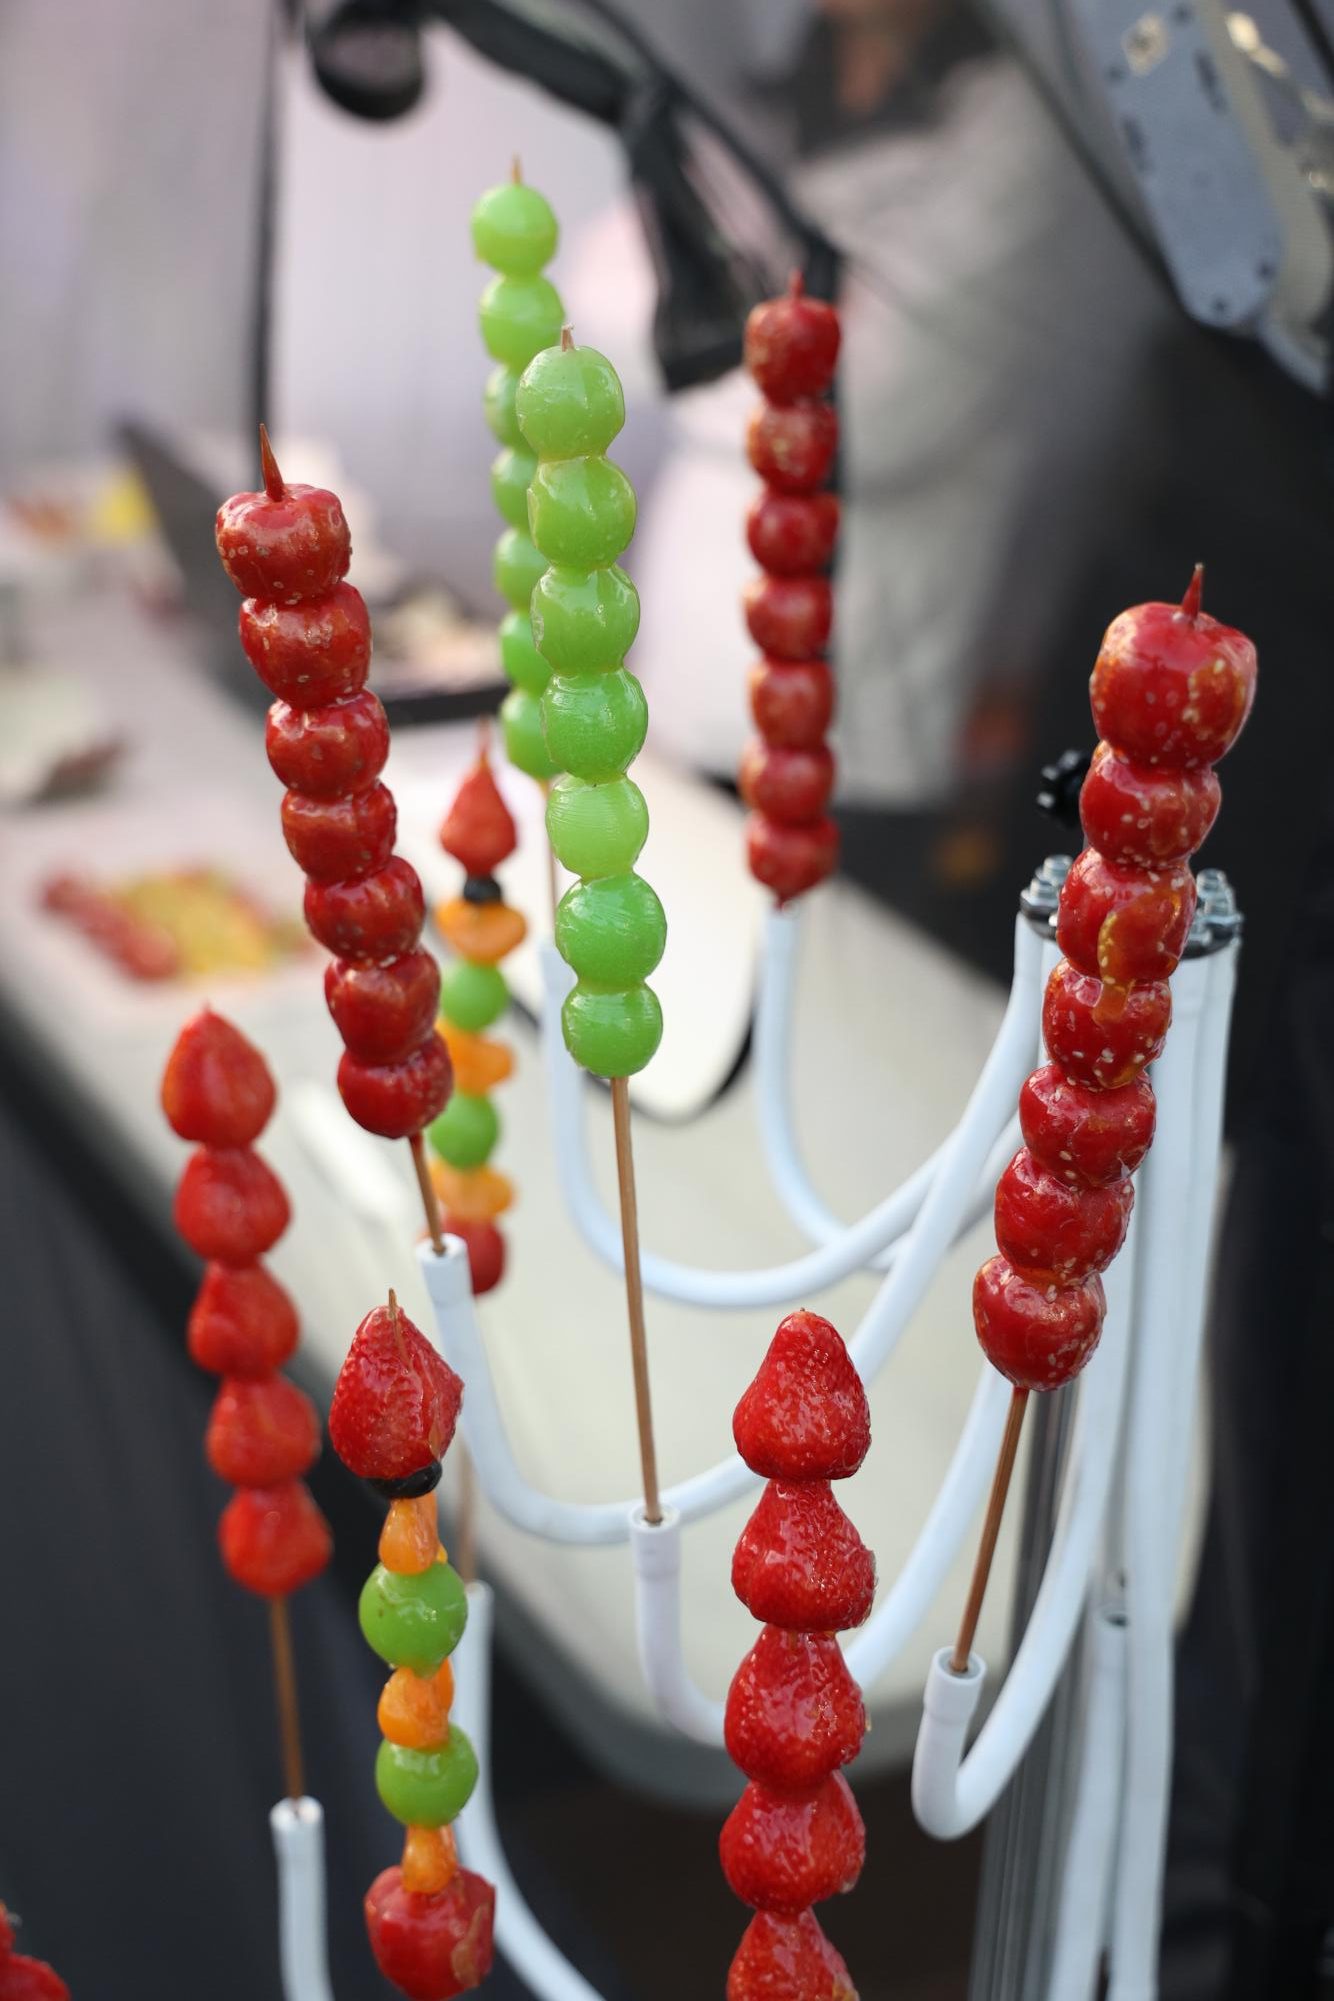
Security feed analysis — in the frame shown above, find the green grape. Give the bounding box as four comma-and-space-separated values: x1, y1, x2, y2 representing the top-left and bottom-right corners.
530, 564, 640, 675
428, 1092, 500, 1170
491, 446, 538, 532
555, 873, 666, 986
546, 775, 648, 878
500, 686, 560, 781
376, 1727, 479, 1828
498, 610, 550, 697
515, 343, 624, 459
527, 458, 636, 571
562, 980, 663, 1078
478, 275, 564, 371
471, 182, 558, 276
542, 669, 647, 781
492, 528, 547, 613
440, 960, 510, 1033
358, 1561, 468, 1676
483, 366, 524, 449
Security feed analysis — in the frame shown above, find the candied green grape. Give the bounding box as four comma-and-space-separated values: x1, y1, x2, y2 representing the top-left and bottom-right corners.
478, 274, 564, 371
491, 446, 538, 532
546, 775, 648, 878
498, 611, 550, 697
528, 458, 636, 571
428, 1092, 500, 1170
515, 344, 624, 460
563, 980, 663, 1078
542, 669, 647, 781
440, 960, 510, 1033
483, 366, 524, 449
376, 1727, 479, 1828
358, 1561, 468, 1676
555, 873, 666, 986
471, 182, 558, 276
492, 528, 547, 613
500, 686, 560, 781
530, 564, 640, 676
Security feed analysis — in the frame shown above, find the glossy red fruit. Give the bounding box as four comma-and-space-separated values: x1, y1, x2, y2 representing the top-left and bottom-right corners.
239, 583, 371, 706
174, 1147, 291, 1263
325, 950, 441, 1063
720, 1773, 864, 1914
732, 1481, 875, 1631
973, 1255, 1105, 1391
215, 465, 351, 605
1056, 850, 1196, 985
745, 276, 842, 404
282, 783, 397, 882
725, 1626, 865, 1791
218, 1478, 332, 1596
0, 1951, 71, 2001
445, 1214, 506, 1296
161, 1008, 276, 1148
188, 1262, 300, 1376
206, 1374, 321, 1486
747, 402, 838, 495
365, 1865, 496, 2001
993, 1148, 1133, 1284
439, 752, 517, 875
746, 491, 840, 575
265, 689, 390, 800
749, 659, 835, 750
337, 1033, 452, 1140
746, 814, 839, 904
1089, 572, 1256, 770
744, 575, 832, 662
733, 1309, 870, 1480
304, 855, 425, 961
329, 1297, 463, 1481
739, 742, 835, 824
727, 1910, 855, 2001
1043, 961, 1171, 1091
1079, 742, 1220, 867
1018, 1064, 1156, 1189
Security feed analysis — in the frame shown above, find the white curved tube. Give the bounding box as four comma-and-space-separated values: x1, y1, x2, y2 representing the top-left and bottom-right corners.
271, 1797, 336, 2001
1045, 1606, 1129, 2001
630, 1506, 727, 1744
454, 1583, 607, 2001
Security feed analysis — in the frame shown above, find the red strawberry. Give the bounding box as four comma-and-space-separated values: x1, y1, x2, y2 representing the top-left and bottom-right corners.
329, 1296, 462, 1481
733, 1311, 869, 1480
218, 1479, 331, 1596
732, 1483, 874, 1631
188, 1262, 300, 1377
727, 1910, 856, 2001
205, 1374, 320, 1486
438, 751, 517, 876
725, 1627, 865, 1792
720, 1774, 864, 1913
161, 1008, 276, 1147
0, 1955, 71, 2001
365, 1866, 496, 2001
173, 1146, 291, 1264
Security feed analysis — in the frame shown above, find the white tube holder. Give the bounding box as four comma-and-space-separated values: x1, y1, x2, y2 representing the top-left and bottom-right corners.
271, 1796, 336, 2001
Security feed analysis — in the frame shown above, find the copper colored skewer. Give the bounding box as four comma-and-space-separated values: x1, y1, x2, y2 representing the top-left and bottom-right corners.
950, 1385, 1030, 1675
409, 1129, 446, 1256
610, 1075, 662, 1523
268, 1596, 306, 1801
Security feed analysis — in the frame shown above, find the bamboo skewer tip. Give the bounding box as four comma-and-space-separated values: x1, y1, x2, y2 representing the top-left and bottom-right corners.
949, 1384, 1029, 1675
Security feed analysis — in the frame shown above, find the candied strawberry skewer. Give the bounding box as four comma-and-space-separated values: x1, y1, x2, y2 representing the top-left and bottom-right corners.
721, 1311, 873, 2001
0, 1905, 69, 2001
214, 430, 452, 1250
950, 567, 1256, 1672
161, 1008, 332, 1797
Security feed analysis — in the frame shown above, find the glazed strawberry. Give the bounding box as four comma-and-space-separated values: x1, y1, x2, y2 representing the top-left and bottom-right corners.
239, 582, 371, 707
720, 1774, 864, 1914
215, 432, 351, 604
337, 1034, 452, 1140
727, 1910, 855, 2001
1018, 1064, 1155, 1188
993, 1149, 1133, 1284
265, 688, 390, 800
0, 1906, 12, 1954
0, 1953, 71, 2001
747, 402, 838, 495
282, 783, 398, 882
746, 815, 839, 905
1055, 850, 1196, 985
749, 660, 835, 751
205, 1374, 321, 1486
188, 1261, 300, 1376
161, 1008, 276, 1147
746, 492, 840, 576
725, 1627, 865, 1792
740, 743, 835, 824
173, 1146, 291, 1264
218, 1479, 332, 1596
732, 1482, 875, 1631
1090, 569, 1256, 770
304, 856, 426, 960
1078, 741, 1220, 868
1042, 961, 1171, 1091
438, 750, 517, 875
744, 276, 841, 404
325, 950, 442, 1064
973, 1255, 1105, 1391
329, 1296, 463, 1482
365, 1865, 496, 2001
444, 1214, 506, 1296
733, 1310, 870, 1480
743, 576, 833, 662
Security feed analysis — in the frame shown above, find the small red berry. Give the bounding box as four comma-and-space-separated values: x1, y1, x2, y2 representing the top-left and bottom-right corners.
1043, 961, 1171, 1091
973, 1255, 1105, 1391
1056, 849, 1196, 985
325, 950, 441, 1063
746, 491, 840, 575
303, 855, 425, 961
749, 659, 835, 750
282, 783, 397, 882
727, 1910, 855, 2001
732, 1481, 875, 1632
0, 1952, 71, 2001
329, 1296, 463, 1482
747, 402, 838, 495
161, 1008, 276, 1148
1089, 572, 1256, 770
744, 575, 832, 662
337, 1033, 452, 1140
215, 429, 352, 603
188, 1262, 300, 1376
265, 689, 390, 800
720, 1773, 865, 1913
740, 742, 835, 823
725, 1625, 865, 1791
239, 583, 371, 706
733, 1309, 870, 1480
444, 1214, 506, 1295
218, 1479, 332, 1596
746, 814, 839, 904
205, 1374, 321, 1487
1018, 1064, 1156, 1188
744, 277, 841, 404
1079, 742, 1220, 867
993, 1148, 1133, 1284
439, 751, 517, 875
365, 1865, 496, 2001
174, 1147, 291, 1264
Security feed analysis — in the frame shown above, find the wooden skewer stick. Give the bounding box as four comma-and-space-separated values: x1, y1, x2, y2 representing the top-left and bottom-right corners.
610, 1075, 662, 1523
409, 1129, 445, 1256
950, 1385, 1030, 1674
268, 1596, 306, 1801
455, 1446, 479, 1585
